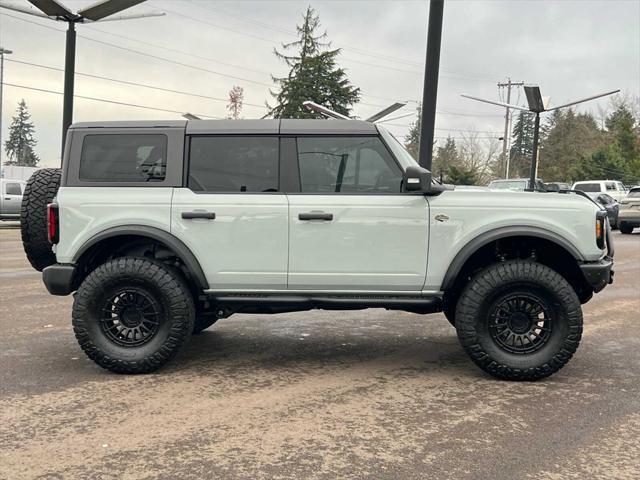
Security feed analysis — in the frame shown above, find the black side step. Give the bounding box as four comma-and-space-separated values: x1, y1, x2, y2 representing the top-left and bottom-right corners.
208, 294, 443, 315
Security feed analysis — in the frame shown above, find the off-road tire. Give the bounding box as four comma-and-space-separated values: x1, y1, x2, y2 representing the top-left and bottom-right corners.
193, 315, 218, 334
20, 168, 61, 271
455, 260, 583, 381
619, 222, 634, 234
72, 257, 195, 374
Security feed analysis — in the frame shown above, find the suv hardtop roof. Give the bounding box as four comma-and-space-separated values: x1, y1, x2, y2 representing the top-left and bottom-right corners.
70, 119, 377, 135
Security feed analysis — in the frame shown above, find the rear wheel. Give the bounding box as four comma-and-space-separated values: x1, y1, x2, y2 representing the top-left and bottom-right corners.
72, 257, 195, 373
619, 222, 634, 234
455, 260, 583, 380
20, 168, 61, 271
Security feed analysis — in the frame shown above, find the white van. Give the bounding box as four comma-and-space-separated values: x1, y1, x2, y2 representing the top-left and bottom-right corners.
572, 180, 628, 202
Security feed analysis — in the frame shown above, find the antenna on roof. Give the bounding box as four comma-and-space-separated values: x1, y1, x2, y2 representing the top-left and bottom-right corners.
182, 113, 201, 120
462, 86, 620, 190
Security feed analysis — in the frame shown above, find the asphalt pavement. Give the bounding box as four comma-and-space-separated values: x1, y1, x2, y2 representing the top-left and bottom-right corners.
1, 227, 639, 479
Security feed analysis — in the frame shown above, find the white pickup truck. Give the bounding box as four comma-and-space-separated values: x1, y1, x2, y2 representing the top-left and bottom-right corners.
19, 119, 614, 380
0, 179, 25, 220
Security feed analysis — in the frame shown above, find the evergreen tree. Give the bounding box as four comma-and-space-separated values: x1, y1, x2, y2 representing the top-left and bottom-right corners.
433, 136, 459, 177
509, 111, 535, 177
268, 6, 360, 118
404, 104, 421, 160
4, 99, 40, 167
445, 165, 478, 185
539, 109, 603, 181
605, 104, 638, 163
573, 143, 631, 183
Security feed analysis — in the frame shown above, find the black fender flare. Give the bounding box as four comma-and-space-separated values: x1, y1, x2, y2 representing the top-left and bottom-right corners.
440, 225, 584, 291
72, 225, 209, 290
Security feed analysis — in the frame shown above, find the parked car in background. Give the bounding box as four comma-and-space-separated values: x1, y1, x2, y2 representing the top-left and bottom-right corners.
572, 180, 628, 202
0, 179, 25, 220
545, 182, 572, 192
618, 186, 640, 234
488, 178, 546, 191
586, 193, 619, 229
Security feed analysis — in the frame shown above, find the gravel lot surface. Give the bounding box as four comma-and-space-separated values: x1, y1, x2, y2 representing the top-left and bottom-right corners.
1, 227, 639, 479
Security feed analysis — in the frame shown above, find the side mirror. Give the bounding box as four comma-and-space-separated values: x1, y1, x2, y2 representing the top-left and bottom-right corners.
403, 165, 432, 193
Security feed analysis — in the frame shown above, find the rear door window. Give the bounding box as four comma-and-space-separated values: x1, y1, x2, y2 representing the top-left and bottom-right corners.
79, 134, 167, 182
188, 136, 279, 192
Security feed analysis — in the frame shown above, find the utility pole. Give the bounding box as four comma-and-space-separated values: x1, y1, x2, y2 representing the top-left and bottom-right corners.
0, 47, 12, 176
497, 78, 524, 178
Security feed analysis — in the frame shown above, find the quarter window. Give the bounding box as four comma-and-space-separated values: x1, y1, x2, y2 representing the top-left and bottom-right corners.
188, 136, 279, 192
79, 134, 167, 182
296, 137, 402, 193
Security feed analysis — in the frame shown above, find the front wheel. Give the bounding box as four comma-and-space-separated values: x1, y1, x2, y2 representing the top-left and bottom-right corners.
72, 258, 195, 373
455, 261, 583, 380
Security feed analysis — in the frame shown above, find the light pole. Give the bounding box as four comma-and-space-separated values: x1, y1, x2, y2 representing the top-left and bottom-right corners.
418, 0, 444, 171
0, 46, 12, 176
462, 87, 620, 190
0, 0, 164, 161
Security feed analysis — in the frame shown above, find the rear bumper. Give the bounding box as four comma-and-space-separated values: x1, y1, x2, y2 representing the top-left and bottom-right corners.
579, 257, 614, 293
42, 264, 76, 296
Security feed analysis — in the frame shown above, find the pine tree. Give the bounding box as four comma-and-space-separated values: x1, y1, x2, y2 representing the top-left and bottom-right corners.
434, 136, 459, 176
227, 86, 244, 119
404, 104, 421, 160
509, 111, 535, 177
605, 104, 638, 163
539, 109, 603, 181
4, 99, 40, 167
268, 6, 360, 118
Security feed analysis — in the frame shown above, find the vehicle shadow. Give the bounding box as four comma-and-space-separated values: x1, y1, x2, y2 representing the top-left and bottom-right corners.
174, 324, 475, 378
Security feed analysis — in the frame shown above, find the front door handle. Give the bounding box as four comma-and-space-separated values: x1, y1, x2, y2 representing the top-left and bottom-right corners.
182, 211, 216, 220
299, 212, 333, 221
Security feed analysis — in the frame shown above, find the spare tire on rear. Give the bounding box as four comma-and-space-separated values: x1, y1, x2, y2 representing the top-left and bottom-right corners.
20, 168, 61, 271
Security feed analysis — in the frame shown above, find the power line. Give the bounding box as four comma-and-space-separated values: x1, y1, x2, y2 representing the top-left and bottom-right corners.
6, 58, 268, 110
2, 82, 222, 118
185, 0, 500, 80
157, 2, 499, 81
2, 12, 504, 119
0, 12, 272, 88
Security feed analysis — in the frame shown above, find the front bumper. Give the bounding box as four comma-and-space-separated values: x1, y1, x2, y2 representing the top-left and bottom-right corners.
579, 257, 614, 293
42, 264, 76, 296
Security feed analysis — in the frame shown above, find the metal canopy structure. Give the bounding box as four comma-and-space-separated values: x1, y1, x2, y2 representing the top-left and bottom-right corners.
462, 87, 620, 190
302, 100, 409, 124
0, 0, 165, 158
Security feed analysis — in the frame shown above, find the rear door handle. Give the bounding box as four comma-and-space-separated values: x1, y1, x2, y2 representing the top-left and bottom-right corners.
298, 212, 333, 221
182, 211, 216, 220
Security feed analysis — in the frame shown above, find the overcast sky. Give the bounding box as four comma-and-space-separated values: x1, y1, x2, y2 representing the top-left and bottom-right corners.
0, 0, 638, 167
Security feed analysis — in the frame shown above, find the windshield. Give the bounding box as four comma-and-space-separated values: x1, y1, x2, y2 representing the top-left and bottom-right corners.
488, 180, 527, 190
629, 189, 640, 198
378, 126, 419, 169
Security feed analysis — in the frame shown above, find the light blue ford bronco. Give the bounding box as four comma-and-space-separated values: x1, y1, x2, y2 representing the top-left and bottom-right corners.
20, 119, 614, 379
